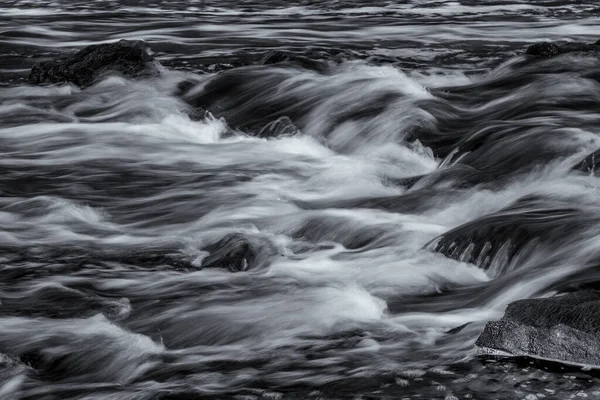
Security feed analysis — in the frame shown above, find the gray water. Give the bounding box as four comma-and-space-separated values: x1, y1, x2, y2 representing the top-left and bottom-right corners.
2, 1, 600, 399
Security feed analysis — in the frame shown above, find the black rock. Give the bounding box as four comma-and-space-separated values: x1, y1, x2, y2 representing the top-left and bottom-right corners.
476, 291, 600, 368
258, 49, 328, 71
384, 174, 426, 189
426, 195, 585, 273
526, 42, 561, 57
201, 233, 276, 272
572, 149, 600, 175
260, 50, 293, 65
28, 39, 161, 87
0, 353, 28, 397
525, 39, 600, 58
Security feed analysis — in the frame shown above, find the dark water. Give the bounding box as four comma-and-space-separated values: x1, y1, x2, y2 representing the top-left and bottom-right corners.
2, 1, 600, 399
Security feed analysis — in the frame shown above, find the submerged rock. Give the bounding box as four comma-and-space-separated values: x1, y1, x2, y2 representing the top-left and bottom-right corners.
28, 39, 161, 87
476, 291, 600, 368
0, 353, 27, 397
572, 149, 600, 175
259, 49, 326, 71
201, 233, 277, 272
260, 50, 294, 65
426, 195, 585, 274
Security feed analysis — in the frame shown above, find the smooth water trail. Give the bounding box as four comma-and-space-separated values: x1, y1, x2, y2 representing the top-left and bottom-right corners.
3, 1, 600, 399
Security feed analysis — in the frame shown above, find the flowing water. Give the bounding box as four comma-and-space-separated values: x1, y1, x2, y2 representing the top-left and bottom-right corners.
2, 1, 600, 399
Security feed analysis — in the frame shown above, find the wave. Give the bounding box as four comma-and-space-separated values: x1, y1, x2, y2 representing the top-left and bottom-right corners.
3, 23, 600, 399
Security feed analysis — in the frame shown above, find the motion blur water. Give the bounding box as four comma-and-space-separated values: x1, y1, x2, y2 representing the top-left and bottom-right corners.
2, 1, 600, 399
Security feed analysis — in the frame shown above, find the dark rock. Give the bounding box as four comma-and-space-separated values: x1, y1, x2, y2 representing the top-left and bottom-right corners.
180, 66, 314, 136
526, 42, 560, 57
476, 291, 600, 368
179, 50, 399, 139
28, 39, 161, 87
260, 50, 293, 65
201, 233, 276, 272
0, 353, 28, 396
176, 78, 198, 94
256, 116, 300, 138
525, 40, 600, 58
426, 195, 585, 273
384, 174, 426, 189
258, 49, 328, 71
572, 149, 600, 175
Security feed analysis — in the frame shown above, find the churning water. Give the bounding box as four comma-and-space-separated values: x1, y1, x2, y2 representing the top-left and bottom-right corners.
2, 1, 600, 399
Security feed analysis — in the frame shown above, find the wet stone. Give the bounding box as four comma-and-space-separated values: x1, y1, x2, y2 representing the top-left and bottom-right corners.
28, 39, 161, 87
476, 291, 600, 368
200, 233, 277, 272
526, 43, 560, 57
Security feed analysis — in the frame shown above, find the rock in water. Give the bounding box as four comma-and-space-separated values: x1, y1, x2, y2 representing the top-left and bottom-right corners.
28, 39, 161, 87
426, 195, 584, 274
476, 291, 600, 368
260, 50, 293, 65
258, 49, 328, 71
572, 149, 600, 175
526, 42, 560, 57
200, 233, 277, 272
525, 39, 600, 58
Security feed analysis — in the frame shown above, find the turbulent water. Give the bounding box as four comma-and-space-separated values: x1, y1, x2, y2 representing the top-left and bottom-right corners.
2, 1, 600, 399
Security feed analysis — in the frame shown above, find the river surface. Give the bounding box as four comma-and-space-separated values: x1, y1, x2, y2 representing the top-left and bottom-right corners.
2, 1, 600, 399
